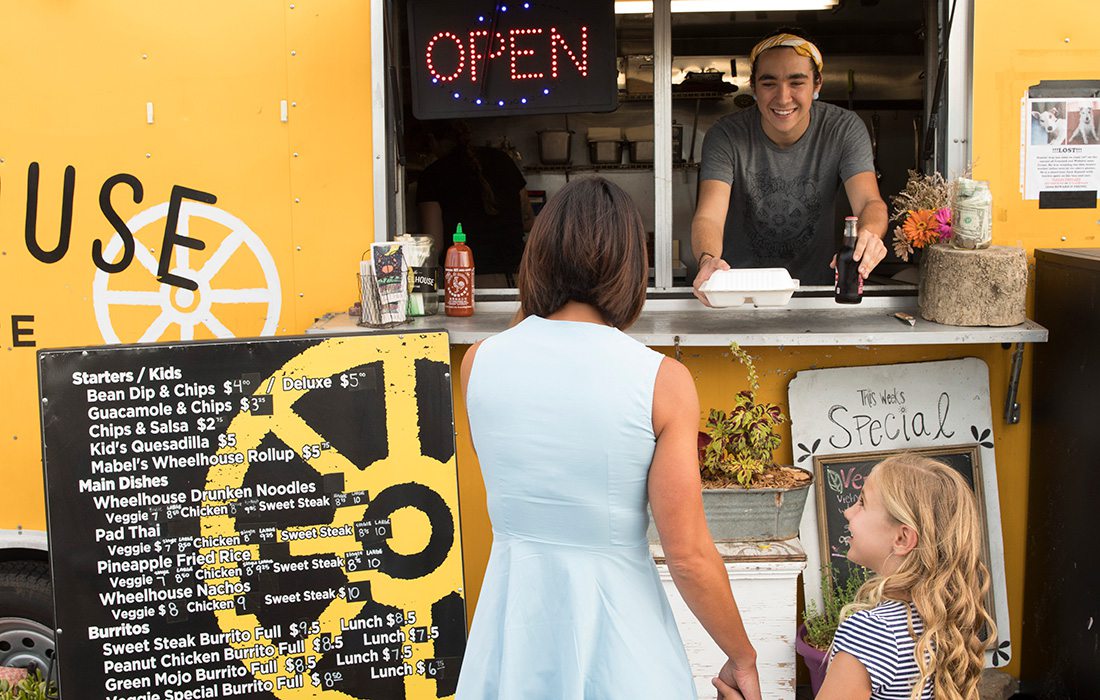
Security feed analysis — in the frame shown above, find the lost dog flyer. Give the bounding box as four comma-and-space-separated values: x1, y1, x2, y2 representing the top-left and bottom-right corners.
1023, 96, 1100, 200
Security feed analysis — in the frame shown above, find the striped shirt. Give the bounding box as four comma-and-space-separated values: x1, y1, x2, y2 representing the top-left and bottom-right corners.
831, 600, 934, 699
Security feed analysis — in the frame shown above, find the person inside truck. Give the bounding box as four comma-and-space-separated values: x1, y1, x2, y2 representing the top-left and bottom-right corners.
690, 28, 889, 300
416, 120, 535, 287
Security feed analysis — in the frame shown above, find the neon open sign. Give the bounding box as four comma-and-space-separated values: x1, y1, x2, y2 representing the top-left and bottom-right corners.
407, 0, 617, 119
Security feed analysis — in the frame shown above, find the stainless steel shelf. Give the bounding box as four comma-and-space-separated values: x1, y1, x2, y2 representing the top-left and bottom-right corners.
619, 90, 734, 101
309, 298, 1048, 348
524, 162, 698, 174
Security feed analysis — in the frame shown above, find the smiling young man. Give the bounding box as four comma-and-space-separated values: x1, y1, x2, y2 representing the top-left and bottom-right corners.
691, 29, 888, 298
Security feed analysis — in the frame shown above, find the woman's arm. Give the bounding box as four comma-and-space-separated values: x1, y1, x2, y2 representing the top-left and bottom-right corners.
648, 357, 760, 700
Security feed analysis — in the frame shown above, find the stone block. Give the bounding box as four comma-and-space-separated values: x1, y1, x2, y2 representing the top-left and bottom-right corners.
978, 668, 1019, 700
918, 244, 1028, 326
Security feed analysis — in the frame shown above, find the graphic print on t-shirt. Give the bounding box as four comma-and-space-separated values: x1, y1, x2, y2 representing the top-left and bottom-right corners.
746, 173, 822, 259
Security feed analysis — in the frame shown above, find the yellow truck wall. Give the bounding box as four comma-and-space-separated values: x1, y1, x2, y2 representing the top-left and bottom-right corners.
2, 1, 1098, 680
1, 3, 373, 532
969, 2, 1100, 675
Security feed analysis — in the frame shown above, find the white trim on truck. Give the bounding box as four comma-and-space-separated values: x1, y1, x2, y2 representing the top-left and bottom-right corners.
0, 530, 47, 553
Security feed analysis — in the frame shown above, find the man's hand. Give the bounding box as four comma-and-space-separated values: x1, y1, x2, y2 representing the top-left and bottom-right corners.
853, 229, 887, 278
693, 255, 731, 306
714, 658, 762, 700
840, 172, 889, 279
829, 230, 888, 280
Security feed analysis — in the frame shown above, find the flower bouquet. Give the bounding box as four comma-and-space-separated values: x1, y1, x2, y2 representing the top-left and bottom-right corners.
889, 170, 956, 262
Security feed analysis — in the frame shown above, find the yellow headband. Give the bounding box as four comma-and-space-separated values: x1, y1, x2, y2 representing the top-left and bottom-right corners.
749, 34, 824, 75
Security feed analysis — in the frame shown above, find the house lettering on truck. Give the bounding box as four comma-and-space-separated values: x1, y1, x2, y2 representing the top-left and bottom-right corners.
0, 3, 375, 673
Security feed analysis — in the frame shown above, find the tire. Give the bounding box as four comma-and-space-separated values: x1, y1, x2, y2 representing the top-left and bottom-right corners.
0, 560, 56, 674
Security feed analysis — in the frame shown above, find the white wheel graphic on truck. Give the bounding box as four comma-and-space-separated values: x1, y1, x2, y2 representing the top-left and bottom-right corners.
92, 202, 281, 343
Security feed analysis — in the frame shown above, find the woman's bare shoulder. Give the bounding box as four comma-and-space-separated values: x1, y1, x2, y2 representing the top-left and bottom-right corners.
459, 341, 485, 397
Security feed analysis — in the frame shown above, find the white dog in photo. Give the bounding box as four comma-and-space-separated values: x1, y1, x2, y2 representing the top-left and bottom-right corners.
1032, 107, 1067, 145
1069, 105, 1098, 145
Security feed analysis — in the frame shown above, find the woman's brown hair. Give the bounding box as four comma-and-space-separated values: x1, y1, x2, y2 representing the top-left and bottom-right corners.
517, 176, 648, 329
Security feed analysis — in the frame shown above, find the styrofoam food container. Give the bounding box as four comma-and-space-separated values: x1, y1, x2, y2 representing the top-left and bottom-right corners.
699, 268, 799, 307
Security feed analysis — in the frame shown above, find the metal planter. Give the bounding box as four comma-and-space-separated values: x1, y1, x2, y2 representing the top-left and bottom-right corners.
648, 467, 814, 543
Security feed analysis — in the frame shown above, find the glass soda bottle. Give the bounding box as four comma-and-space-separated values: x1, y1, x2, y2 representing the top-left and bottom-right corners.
444, 224, 474, 317
834, 216, 863, 304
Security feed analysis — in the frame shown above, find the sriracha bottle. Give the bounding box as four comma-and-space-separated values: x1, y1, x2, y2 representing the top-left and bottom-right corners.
444, 224, 474, 316
834, 216, 863, 305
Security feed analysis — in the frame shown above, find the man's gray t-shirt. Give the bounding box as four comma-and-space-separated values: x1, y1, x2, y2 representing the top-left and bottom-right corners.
699, 101, 874, 285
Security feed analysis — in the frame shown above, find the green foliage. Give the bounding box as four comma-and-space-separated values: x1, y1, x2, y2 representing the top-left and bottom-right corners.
700, 342, 786, 486
0, 669, 57, 700
802, 566, 871, 651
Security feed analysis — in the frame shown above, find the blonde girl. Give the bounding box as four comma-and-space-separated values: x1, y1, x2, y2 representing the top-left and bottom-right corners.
715, 453, 996, 700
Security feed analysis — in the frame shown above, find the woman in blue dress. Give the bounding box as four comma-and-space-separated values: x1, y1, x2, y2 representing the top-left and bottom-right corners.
456, 176, 762, 700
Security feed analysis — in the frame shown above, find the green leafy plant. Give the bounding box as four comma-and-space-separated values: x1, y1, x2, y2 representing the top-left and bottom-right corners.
802, 566, 871, 651
0, 669, 57, 700
700, 342, 785, 487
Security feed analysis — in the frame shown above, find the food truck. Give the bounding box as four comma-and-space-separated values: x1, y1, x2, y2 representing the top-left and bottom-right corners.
1, 1, 1097, 696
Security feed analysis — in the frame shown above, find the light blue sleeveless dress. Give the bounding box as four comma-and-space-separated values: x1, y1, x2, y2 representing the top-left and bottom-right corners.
456, 315, 695, 699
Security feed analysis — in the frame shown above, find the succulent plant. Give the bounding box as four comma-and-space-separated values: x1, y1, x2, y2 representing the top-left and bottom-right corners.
699, 342, 785, 487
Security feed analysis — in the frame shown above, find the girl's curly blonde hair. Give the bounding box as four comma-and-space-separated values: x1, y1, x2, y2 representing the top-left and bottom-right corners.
840, 453, 997, 700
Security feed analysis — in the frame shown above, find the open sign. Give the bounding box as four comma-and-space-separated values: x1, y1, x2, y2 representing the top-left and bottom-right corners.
408, 0, 617, 119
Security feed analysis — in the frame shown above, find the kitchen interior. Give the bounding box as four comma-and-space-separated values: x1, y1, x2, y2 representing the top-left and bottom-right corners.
391, 0, 937, 289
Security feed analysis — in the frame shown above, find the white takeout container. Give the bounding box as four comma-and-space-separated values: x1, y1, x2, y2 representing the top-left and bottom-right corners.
699, 268, 799, 307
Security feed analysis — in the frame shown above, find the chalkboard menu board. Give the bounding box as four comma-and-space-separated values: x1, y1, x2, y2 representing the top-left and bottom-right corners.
407, 0, 617, 119
38, 332, 466, 699
813, 445, 988, 591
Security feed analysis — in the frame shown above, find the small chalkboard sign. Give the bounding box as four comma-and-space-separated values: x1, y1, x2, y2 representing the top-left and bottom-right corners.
813, 445, 990, 598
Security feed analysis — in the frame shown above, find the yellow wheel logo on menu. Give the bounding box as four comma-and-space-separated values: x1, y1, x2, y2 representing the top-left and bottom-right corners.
194, 333, 462, 698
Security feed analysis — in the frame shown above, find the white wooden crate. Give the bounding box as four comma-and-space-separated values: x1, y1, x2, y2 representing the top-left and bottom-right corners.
652, 539, 807, 700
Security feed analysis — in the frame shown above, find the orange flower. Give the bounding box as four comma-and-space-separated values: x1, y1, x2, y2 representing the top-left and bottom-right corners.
902, 209, 940, 248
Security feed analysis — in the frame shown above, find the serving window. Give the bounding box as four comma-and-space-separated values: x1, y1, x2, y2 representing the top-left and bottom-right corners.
378, 0, 972, 293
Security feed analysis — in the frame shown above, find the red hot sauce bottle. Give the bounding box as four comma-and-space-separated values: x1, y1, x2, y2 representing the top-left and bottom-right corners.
444, 225, 474, 317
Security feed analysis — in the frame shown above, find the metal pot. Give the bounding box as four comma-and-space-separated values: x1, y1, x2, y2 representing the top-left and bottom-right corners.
537, 129, 574, 165
646, 466, 814, 543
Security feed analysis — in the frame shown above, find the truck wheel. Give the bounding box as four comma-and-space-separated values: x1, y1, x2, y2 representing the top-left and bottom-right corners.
0, 561, 55, 673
